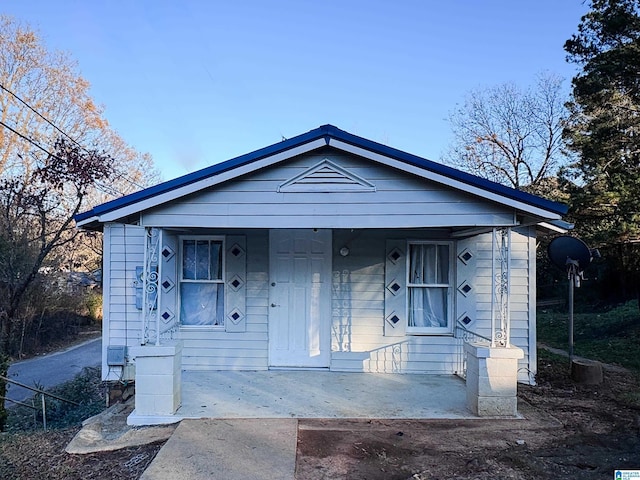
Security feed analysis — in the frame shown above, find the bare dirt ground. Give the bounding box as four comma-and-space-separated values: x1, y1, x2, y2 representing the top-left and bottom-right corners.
295, 357, 640, 479
0, 428, 164, 479
1, 352, 639, 479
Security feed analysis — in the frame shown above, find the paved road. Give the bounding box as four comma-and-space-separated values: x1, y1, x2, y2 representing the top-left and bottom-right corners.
4, 337, 101, 407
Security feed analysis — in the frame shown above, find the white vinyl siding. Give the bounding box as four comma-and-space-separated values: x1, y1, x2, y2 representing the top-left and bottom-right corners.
102, 226, 536, 382
179, 230, 269, 370
140, 152, 515, 229
331, 229, 462, 375
102, 223, 145, 380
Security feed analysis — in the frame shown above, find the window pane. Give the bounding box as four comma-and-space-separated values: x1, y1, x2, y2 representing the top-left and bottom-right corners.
408, 287, 448, 327
180, 283, 225, 326
409, 244, 423, 283
210, 241, 223, 280
437, 245, 449, 284
183, 240, 196, 279
195, 240, 210, 280
410, 244, 438, 284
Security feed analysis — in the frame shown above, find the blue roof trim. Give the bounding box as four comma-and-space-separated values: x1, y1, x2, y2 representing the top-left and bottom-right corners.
74, 127, 330, 223
323, 125, 568, 215
75, 124, 567, 223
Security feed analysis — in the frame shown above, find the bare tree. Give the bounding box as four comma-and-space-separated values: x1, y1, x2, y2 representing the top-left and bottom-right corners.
0, 15, 158, 194
445, 72, 570, 197
0, 16, 159, 273
0, 138, 114, 352
0, 16, 160, 428
0, 138, 114, 429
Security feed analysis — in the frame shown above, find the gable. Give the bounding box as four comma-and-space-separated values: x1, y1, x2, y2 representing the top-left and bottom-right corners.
139, 151, 516, 229
76, 125, 567, 229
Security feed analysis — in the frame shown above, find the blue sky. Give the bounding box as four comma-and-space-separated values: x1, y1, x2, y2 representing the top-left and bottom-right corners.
4, 1, 588, 181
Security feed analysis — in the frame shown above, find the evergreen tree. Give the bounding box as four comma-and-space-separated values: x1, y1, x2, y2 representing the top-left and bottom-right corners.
563, 0, 640, 303
563, 0, 640, 244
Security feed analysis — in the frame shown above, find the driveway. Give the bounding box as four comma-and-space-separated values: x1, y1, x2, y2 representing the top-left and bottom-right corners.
4, 337, 101, 406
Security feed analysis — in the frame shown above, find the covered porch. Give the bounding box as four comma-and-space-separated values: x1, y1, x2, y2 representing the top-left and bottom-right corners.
127, 370, 475, 425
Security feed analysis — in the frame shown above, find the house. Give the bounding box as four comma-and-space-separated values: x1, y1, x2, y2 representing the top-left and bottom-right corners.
75, 125, 568, 422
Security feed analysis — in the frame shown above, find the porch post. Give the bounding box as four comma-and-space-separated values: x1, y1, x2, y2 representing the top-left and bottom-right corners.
131, 227, 182, 425
464, 227, 522, 417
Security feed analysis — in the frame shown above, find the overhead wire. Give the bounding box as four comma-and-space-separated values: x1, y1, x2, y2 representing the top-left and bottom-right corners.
0, 118, 123, 198
0, 82, 145, 192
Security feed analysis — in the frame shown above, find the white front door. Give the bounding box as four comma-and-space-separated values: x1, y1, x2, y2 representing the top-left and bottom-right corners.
269, 229, 331, 368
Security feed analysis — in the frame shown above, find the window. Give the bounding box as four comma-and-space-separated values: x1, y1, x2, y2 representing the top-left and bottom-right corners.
407, 242, 453, 333
180, 237, 224, 326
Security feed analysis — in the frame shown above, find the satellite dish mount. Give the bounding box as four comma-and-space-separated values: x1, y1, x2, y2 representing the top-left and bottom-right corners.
547, 236, 597, 361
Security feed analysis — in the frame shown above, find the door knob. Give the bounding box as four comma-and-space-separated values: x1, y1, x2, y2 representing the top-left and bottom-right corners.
271, 303, 280, 308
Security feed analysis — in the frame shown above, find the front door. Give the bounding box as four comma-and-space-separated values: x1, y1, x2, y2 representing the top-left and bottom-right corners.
269, 229, 331, 368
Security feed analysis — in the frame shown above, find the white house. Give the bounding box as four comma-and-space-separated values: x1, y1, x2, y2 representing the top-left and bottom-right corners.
76, 125, 568, 421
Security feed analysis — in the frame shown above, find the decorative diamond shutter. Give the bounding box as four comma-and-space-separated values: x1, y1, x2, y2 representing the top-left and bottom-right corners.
456, 236, 477, 329
384, 239, 407, 337
225, 235, 247, 333
159, 231, 179, 335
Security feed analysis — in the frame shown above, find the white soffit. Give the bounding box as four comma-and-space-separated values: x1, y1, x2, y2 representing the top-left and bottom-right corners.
537, 221, 571, 234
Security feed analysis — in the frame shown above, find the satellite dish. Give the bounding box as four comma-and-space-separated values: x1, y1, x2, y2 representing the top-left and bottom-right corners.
546, 235, 596, 362
548, 236, 592, 272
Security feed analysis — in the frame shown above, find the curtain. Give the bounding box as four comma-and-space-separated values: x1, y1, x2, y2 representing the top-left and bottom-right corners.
409, 287, 447, 327
183, 240, 222, 280
181, 239, 224, 325
408, 244, 449, 328
180, 283, 224, 326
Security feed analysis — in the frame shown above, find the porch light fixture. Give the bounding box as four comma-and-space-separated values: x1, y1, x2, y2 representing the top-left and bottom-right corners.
339, 246, 350, 257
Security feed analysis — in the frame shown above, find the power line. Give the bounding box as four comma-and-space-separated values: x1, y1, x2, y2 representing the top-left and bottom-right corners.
0, 119, 123, 197
0, 83, 74, 148
0, 118, 61, 161
0, 82, 145, 191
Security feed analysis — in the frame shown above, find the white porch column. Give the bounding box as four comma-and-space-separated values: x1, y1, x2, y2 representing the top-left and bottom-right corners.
465, 341, 523, 416
128, 340, 183, 425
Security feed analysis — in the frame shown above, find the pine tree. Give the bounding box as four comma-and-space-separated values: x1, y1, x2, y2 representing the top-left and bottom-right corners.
563, 0, 640, 303
563, 0, 640, 245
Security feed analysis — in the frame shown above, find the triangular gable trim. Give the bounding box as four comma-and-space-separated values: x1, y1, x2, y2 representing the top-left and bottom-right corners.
278, 159, 375, 193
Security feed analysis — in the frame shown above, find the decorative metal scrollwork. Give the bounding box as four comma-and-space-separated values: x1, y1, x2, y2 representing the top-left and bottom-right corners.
392, 345, 402, 373
142, 228, 160, 344
491, 227, 511, 347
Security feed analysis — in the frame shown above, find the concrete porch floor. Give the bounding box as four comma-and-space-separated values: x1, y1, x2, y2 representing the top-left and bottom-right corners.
129, 370, 473, 424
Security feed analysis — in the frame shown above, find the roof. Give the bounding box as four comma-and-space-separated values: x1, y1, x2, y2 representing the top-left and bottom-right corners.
75, 124, 568, 228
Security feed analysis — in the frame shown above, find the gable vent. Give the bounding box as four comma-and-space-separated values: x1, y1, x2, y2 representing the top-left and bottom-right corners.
278, 159, 375, 193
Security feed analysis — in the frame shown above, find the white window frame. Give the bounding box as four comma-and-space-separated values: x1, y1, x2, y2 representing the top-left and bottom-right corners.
406, 240, 454, 335
178, 235, 226, 328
